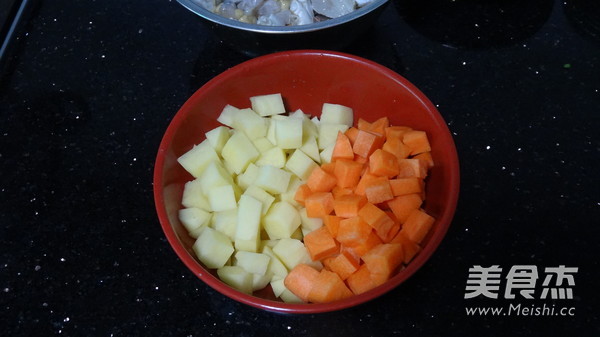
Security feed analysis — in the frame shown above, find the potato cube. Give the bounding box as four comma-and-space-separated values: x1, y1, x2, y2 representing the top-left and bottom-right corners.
285, 149, 318, 181
318, 123, 349, 149
235, 195, 262, 252
262, 246, 289, 278
207, 184, 237, 212
217, 104, 240, 128
272, 238, 310, 270
243, 185, 275, 215
231, 108, 268, 140
177, 139, 220, 178
221, 131, 260, 174
236, 163, 259, 191
250, 93, 286, 116
179, 207, 212, 237
320, 103, 354, 127
263, 201, 302, 240
193, 227, 234, 269
211, 209, 237, 240
181, 179, 211, 211
274, 117, 303, 149
254, 165, 291, 195
234, 251, 271, 275
205, 126, 231, 153
255, 146, 287, 168
217, 266, 253, 294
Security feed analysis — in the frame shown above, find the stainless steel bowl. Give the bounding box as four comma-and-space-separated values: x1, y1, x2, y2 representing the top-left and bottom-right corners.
177, 0, 389, 56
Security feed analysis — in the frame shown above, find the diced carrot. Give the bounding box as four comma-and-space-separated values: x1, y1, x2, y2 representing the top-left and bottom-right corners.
307, 166, 337, 192
390, 231, 422, 264
389, 177, 423, 196
343, 230, 382, 257
413, 151, 434, 168
346, 264, 378, 295
305, 192, 335, 218
357, 118, 371, 131
385, 126, 412, 140
336, 217, 372, 247
364, 176, 395, 204
386, 193, 423, 223
294, 183, 313, 205
304, 227, 340, 261
307, 269, 354, 303
323, 250, 361, 280
333, 194, 367, 218
345, 127, 359, 145
397, 159, 428, 179
353, 154, 368, 164
340, 245, 362, 265
352, 129, 384, 158
354, 171, 378, 196
333, 159, 364, 189
362, 243, 404, 285
369, 149, 400, 177
323, 215, 342, 237
380, 222, 400, 243
320, 162, 336, 175
331, 131, 354, 161
332, 185, 354, 199
366, 116, 389, 137
403, 130, 431, 156
358, 202, 396, 240
284, 263, 320, 302
400, 208, 435, 244
382, 137, 411, 161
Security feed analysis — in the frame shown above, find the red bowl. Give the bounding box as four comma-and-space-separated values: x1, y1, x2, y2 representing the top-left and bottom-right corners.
153, 50, 460, 314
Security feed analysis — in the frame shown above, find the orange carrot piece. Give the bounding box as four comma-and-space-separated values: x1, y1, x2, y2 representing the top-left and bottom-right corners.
331, 131, 354, 161
369, 149, 400, 178
384, 126, 412, 140
307, 269, 354, 303
307, 166, 337, 192
346, 264, 378, 295
366, 116, 389, 137
336, 216, 372, 247
390, 231, 422, 264
413, 151, 434, 168
357, 118, 371, 131
323, 215, 342, 237
294, 183, 313, 205
389, 177, 423, 196
333, 159, 364, 189
362, 243, 404, 284
358, 202, 396, 240
305, 192, 335, 218
380, 221, 401, 243
382, 137, 411, 161
345, 127, 359, 145
353, 154, 368, 164
352, 129, 383, 158
284, 263, 320, 302
397, 159, 428, 179
320, 162, 336, 175
400, 208, 435, 244
344, 230, 383, 257
354, 171, 379, 196
386, 193, 423, 224
332, 185, 354, 199
304, 227, 340, 261
333, 194, 367, 218
403, 130, 431, 156
364, 176, 395, 204
323, 250, 361, 280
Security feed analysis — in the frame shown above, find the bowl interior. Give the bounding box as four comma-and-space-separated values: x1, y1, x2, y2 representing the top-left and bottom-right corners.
154, 50, 460, 314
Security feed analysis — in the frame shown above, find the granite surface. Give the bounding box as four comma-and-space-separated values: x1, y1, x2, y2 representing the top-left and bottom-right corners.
0, 0, 598, 335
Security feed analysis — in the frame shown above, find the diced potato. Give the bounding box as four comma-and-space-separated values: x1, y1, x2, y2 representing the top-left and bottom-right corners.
274, 117, 303, 149
250, 93, 286, 116
262, 246, 289, 278
319, 142, 335, 164
252, 136, 275, 153
254, 165, 291, 195
234, 251, 271, 275
243, 185, 275, 215
221, 131, 260, 174
211, 209, 237, 240
299, 207, 323, 235
270, 277, 288, 298
181, 179, 211, 211
255, 146, 287, 168
285, 149, 318, 181
179, 207, 212, 237
198, 161, 234, 193
205, 126, 231, 153
252, 272, 273, 291
177, 139, 220, 178
272, 238, 310, 270
271, 276, 304, 303
299, 135, 320, 163
279, 175, 302, 208
231, 108, 268, 140
318, 123, 349, 149
217, 266, 253, 294
320, 103, 354, 127
234, 195, 262, 252
236, 163, 259, 191
207, 184, 237, 212
193, 227, 235, 269
262, 201, 301, 240
217, 104, 240, 128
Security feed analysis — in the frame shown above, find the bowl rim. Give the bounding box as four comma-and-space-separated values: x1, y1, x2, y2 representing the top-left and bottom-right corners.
153, 49, 460, 314
176, 0, 390, 34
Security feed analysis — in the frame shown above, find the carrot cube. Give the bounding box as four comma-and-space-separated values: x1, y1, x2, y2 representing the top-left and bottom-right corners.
294, 183, 313, 205
304, 227, 340, 261
284, 264, 320, 302
333, 159, 364, 189
333, 194, 367, 218
323, 250, 361, 280
336, 217, 372, 247
305, 192, 334, 218
362, 243, 404, 283
323, 215, 342, 237
386, 193, 423, 223
400, 208, 435, 243
389, 177, 423, 196
397, 159, 428, 179
358, 202, 396, 239
369, 148, 400, 177
364, 176, 394, 204
347, 264, 378, 295
402, 130, 431, 155
352, 129, 383, 158
390, 231, 422, 264
331, 131, 354, 161
307, 269, 354, 303
307, 166, 337, 192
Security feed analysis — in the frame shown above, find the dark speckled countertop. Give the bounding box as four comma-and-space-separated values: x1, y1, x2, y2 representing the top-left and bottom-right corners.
1, 0, 599, 336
